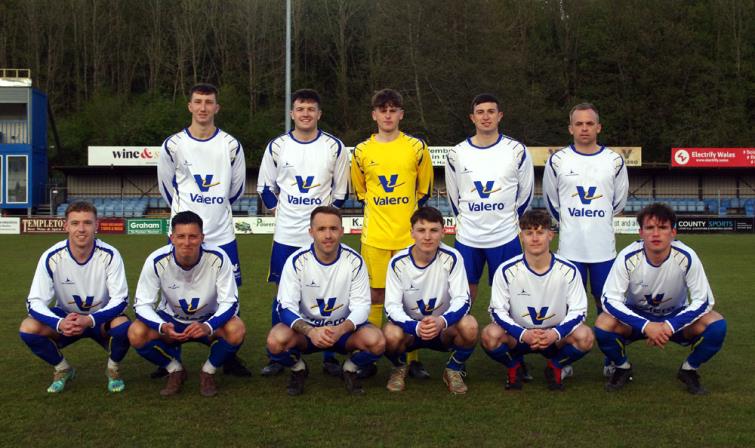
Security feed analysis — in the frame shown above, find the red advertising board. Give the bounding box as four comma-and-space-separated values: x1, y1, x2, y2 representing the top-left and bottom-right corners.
98, 218, 125, 234
672, 147, 755, 168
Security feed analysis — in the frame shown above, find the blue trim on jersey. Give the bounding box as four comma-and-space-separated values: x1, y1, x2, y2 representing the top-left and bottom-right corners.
553, 256, 578, 282
288, 129, 322, 145
499, 257, 522, 285
408, 245, 437, 270
91, 300, 127, 327
229, 184, 244, 205
671, 244, 693, 274
546, 196, 560, 221
163, 140, 175, 163
290, 249, 309, 273
517, 143, 527, 169
322, 130, 343, 158
203, 247, 225, 269
441, 301, 469, 328
492, 310, 525, 341
340, 245, 364, 273
465, 133, 503, 149
548, 155, 557, 177
446, 158, 456, 172
333, 198, 345, 208
136, 310, 164, 332
152, 250, 172, 277
570, 144, 606, 156
310, 244, 342, 267
554, 313, 584, 340
390, 252, 411, 272
26, 300, 62, 331
623, 247, 644, 266
281, 307, 303, 328
517, 189, 532, 218
260, 186, 278, 209
162, 182, 173, 205
172, 247, 203, 271
44, 245, 66, 278
603, 296, 648, 332
388, 315, 419, 337
95, 240, 115, 265
231, 144, 241, 166
522, 253, 557, 277
438, 246, 458, 272
666, 298, 710, 333
184, 127, 220, 142
66, 240, 97, 266
643, 247, 672, 268
615, 155, 625, 177
206, 301, 238, 332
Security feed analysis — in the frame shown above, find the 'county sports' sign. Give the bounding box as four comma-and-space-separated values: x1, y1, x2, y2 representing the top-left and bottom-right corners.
88, 146, 161, 166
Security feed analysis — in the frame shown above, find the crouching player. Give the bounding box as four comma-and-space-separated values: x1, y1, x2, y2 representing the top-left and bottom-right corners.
383, 207, 477, 395
266, 206, 384, 396
596, 203, 726, 395
128, 211, 246, 397
20, 201, 131, 393
481, 210, 593, 391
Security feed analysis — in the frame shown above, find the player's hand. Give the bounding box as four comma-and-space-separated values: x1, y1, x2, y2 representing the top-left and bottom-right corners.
309, 327, 335, 349
69, 314, 94, 333
183, 322, 211, 340
521, 329, 540, 347
162, 323, 187, 342
417, 316, 444, 341
537, 329, 559, 349
58, 316, 81, 337
328, 321, 353, 341
644, 322, 672, 348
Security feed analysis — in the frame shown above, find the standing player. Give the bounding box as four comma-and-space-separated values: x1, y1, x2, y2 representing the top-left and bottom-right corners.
157, 83, 250, 377
266, 206, 384, 396
351, 88, 434, 378
542, 102, 628, 377
595, 203, 726, 395
128, 211, 247, 397
383, 207, 477, 394
481, 210, 593, 391
20, 201, 130, 393
445, 93, 534, 303
257, 89, 349, 377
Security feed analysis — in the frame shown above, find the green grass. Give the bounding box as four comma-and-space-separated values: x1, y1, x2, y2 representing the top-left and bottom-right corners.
1, 233, 753, 447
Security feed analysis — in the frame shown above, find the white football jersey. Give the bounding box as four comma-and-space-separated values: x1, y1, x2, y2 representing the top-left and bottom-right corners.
27, 239, 129, 332
602, 240, 714, 333
445, 135, 534, 248
257, 130, 348, 247
489, 253, 588, 342
542, 145, 628, 262
134, 243, 239, 333
158, 128, 246, 246
277, 243, 369, 327
384, 243, 471, 336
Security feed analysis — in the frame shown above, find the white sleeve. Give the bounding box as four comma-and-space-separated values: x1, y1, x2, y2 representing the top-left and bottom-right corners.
515, 145, 535, 217
203, 252, 239, 333
346, 261, 370, 327
157, 137, 177, 207
89, 249, 130, 327
332, 141, 349, 203
26, 253, 63, 332
276, 258, 304, 327
444, 150, 460, 216
601, 257, 650, 333
612, 154, 629, 215
440, 257, 471, 328
133, 256, 166, 332
229, 140, 246, 205
542, 155, 560, 221
488, 266, 527, 342
664, 253, 714, 332
384, 263, 418, 336
553, 267, 588, 339
256, 141, 280, 209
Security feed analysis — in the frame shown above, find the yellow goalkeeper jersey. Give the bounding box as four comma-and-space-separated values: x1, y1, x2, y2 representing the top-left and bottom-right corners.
351, 132, 433, 250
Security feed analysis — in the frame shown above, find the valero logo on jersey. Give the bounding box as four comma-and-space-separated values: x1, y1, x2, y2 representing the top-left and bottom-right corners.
374, 174, 409, 205
644, 293, 671, 307
70, 295, 101, 311
568, 186, 606, 217
313, 297, 342, 316
288, 175, 323, 205
191, 174, 224, 204
414, 298, 439, 316
179, 297, 205, 315
468, 180, 505, 211
523, 306, 555, 325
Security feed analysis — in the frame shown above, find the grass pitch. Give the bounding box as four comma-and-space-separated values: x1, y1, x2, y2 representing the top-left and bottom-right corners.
1, 233, 753, 447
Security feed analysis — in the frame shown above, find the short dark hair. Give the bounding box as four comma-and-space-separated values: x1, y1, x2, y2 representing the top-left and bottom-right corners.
189, 83, 219, 100
65, 201, 97, 219
410, 207, 444, 227
310, 205, 342, 225
172, 211, 203, 231
371, 89, 403, 109
637, 203, 676, 229
292, 89, 321, 107
471, 93, 500, 113
519, 210, 553, 231
569, 102, 599, 123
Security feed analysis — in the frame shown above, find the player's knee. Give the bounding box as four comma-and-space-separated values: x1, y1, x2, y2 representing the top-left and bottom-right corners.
571, 325, 594, 351
266, 325, 291, 354
480, 323, 504, 351
127, 321, 152, 349
223, 317, 246, 345
361, 327, 386, 354
19, 317, 43, 334
593, 312, 619, 331
382, 324, 404, 351
457, 316, 479, 344
111, 315, 130, 327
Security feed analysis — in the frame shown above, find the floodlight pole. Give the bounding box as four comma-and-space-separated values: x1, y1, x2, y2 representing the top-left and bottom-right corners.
285, 0, 292, 132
